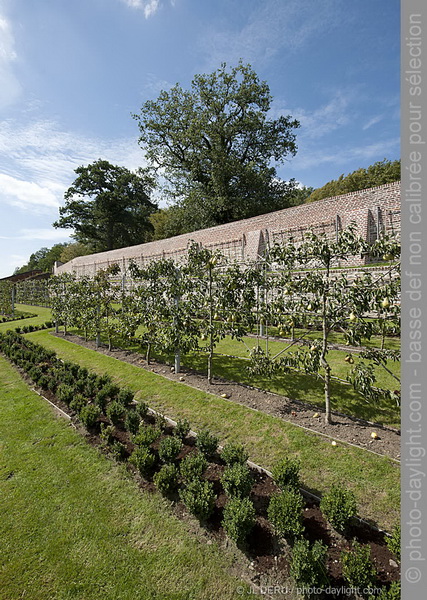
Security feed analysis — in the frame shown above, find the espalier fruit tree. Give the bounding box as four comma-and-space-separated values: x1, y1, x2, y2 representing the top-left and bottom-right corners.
249, 224, 400, 424
128, 256, 200, 370
185, 243, 257, 383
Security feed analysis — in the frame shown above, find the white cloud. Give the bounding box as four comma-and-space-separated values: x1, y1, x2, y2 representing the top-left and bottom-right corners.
0, 118, 147, 213
270, 86, 364, 146
0, 13, 21, 108
0, 253, 28, 278
362, 115, 384, 130
0, 173, 59, 210
121, 0, 175, 18
0, 228, 72, 241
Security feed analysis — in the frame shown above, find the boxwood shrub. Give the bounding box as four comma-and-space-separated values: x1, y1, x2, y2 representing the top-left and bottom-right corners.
79, 404, 101, 429
221, 463, 253, 499
196, 429, 219, 458
180, 452, 208, 483
221, 442, 249, 466
222, 496, 256, 543
179, 479, 216, 522
173, 418, 191, 441
320, 483, 357, 533
153, 464, 179, 496
106, 400, 126, 425
267, 489, 305, 541
158, 436, 183, 463
341, 541, 377, 596
290, 538, 329, 596
272, 457, 301, 491
129, 446, 156, 477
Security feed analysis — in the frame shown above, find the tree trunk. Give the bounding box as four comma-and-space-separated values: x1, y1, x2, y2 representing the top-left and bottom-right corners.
207, 265, 213, 384
322, 261, 332, 424
324, 363, 332, 424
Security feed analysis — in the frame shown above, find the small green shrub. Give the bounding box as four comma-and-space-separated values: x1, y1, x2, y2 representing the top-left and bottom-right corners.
267, 489, 305, 540
377, 581, 401, 600
222, 497, 256, 543
125, 410, 141, 435
180, 452, 208, 482
272, 457, 301, 490
221, 463, 253, 498
196, 429, 219, 458
341, 541, 377, 597
77, 366, 89, 380
94, 388, 109, 411
106, 400, 126, 425
179, 479, 216, 521
173, 418, 191, 441
117, 387, 134, 406
57, 384, 76, 404
97, 373, 112, 388
38, 374, 52, 390
386, 523, 400, 562
100, 423, 114, 445
28, 365, 42, 383
110, 440, 127, 461
103, 382, 120, 400
158, 436, 183, 463
154, 413, 167, 431
69, 394, 87, 414
136, 400, 148, 419
129, 446, 156, 477
221, 442, 249, 466
153, 464, 179, 496
132, 424, 162, 447
79, 404, 101, 428
76, 377, 90, 394
320, 484, 357, 533
290, 538, 329, 597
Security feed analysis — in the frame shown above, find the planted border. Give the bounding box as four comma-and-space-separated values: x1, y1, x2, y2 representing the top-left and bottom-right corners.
0, 331, 400, 595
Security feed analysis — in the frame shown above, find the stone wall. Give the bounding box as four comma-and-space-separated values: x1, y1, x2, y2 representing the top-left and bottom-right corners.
55, 181, 401, 277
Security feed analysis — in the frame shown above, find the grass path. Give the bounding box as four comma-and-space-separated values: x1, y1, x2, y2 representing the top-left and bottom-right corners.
28, 330, 400, 531
0, 354, 252, 600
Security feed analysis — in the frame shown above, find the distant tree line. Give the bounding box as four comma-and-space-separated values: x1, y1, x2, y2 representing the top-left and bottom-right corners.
306, 159, 400, 203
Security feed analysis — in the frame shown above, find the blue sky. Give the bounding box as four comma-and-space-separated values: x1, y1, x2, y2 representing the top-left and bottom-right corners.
0, 0, 400, 277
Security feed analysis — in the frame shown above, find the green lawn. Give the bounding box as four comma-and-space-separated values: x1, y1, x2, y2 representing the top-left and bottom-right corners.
0, 304, 51, 332
28, 329, 400, 531
0, 354, 251, 600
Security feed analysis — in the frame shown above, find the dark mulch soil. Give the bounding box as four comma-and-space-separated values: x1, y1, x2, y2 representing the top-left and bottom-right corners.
53, 333, 401, 462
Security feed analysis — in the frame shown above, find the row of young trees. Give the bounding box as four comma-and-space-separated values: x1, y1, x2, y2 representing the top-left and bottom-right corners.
48, 225, 400, 424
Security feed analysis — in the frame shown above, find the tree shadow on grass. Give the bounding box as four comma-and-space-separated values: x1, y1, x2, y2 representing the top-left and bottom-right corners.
180, 352, 400, 428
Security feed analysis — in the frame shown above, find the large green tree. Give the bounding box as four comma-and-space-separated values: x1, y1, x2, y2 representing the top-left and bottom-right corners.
53, 160, 157, 251
134, 62, 300, 230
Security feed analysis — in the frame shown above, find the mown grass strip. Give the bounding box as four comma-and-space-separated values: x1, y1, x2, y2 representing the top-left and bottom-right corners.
0, 354, 250, 600
28, 330, 400, 531
0, 304, 51, 333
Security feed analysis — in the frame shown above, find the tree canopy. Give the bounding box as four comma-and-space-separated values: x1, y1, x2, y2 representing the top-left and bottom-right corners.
53, 159, 157, 251
14, 244, 68, 274
307, 159, 400, 203
134, 62, 300, 231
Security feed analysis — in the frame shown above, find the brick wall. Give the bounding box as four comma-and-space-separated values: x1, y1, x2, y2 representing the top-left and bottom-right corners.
55, 181, 400, 277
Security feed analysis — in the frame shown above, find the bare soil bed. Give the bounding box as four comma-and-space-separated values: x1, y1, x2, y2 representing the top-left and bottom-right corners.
54, 333, 401, 462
